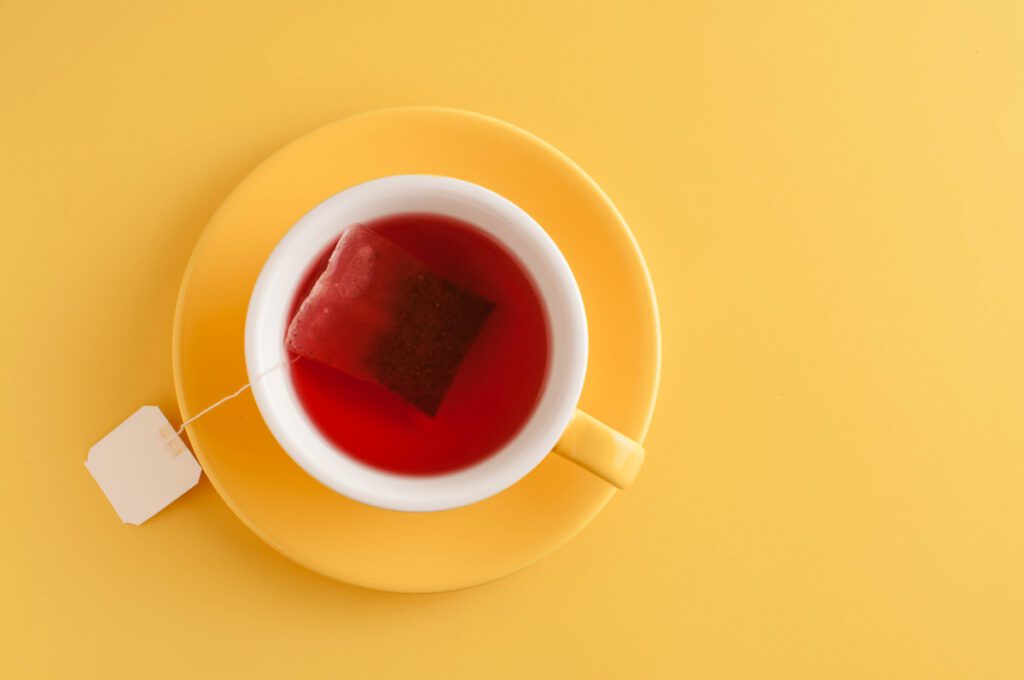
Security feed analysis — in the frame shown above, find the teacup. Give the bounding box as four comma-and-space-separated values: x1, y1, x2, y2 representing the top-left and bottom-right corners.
245, 175, 643, 511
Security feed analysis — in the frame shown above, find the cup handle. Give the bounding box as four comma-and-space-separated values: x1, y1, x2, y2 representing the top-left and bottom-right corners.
553, 410, 645, 488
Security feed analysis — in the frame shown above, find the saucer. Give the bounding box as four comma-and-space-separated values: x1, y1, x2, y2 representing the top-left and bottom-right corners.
172, 107, 661, 592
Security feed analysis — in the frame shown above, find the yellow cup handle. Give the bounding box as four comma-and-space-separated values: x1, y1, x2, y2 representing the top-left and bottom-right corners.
553, 410, 645, 489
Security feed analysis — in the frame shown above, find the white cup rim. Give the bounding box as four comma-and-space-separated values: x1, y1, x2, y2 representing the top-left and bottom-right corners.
244, 175, 588, 512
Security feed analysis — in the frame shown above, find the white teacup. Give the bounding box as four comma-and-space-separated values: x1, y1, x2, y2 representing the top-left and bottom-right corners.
245, 175, 642, 512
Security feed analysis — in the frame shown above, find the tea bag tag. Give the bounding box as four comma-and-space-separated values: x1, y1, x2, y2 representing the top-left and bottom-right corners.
86, 406, 201, 525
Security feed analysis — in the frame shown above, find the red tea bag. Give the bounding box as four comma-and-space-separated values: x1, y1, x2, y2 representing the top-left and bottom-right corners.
286, 226, 494, 415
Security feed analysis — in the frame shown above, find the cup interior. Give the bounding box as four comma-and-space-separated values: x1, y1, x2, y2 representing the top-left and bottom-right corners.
245, 175, 587, 512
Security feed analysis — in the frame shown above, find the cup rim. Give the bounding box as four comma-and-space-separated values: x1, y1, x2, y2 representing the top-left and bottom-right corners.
244, 174, 588, 512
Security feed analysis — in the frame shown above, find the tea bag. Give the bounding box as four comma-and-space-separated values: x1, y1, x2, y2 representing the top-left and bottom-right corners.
286, 226, 494, 415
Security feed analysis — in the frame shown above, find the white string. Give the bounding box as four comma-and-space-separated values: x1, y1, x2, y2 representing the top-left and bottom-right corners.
170, 357, 298, 439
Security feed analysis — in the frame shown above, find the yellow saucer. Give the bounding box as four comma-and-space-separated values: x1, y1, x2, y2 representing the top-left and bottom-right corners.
172, 107, 661, 592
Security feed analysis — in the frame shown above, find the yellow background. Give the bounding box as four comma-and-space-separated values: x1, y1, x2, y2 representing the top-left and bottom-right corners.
2, 1, 1022, 677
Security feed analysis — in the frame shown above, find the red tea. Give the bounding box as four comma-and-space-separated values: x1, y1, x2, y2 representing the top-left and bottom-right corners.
287, 213, 551, 475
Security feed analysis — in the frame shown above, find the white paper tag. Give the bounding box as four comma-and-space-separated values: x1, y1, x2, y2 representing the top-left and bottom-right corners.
86, 405, 202, 525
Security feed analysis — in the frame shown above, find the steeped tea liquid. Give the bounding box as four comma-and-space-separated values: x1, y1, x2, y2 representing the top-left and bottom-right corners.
287, 213, 551, 476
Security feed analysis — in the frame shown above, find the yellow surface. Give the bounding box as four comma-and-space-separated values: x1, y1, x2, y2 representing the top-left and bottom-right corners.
173, 107, 659, 592
2, 0, 1023, 677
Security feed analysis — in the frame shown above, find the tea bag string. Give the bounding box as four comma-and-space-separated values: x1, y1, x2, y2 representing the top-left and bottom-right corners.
170, 356, 299, 438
